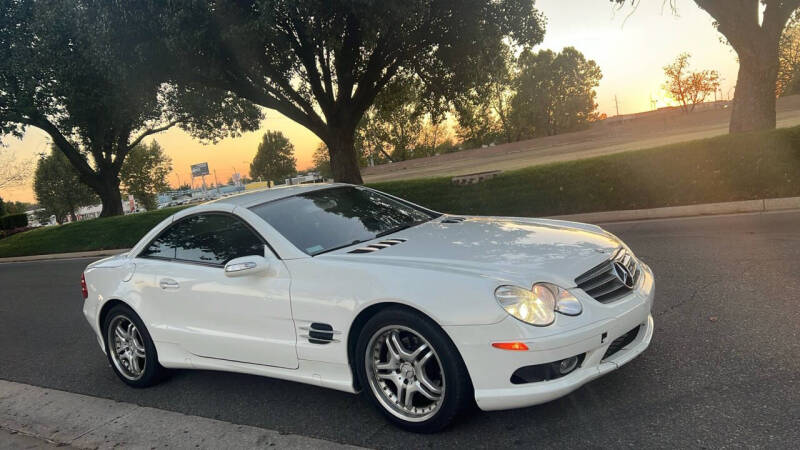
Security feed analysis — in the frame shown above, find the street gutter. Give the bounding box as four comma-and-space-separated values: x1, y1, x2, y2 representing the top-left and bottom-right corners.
0, 380, 363, 450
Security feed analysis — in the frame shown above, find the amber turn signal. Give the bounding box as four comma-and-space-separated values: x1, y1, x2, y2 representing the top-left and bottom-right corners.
491, 342, 529, 351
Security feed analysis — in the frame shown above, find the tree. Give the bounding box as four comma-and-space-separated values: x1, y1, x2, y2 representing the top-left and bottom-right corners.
453, 99, 503, 148
357, 76, 425, 162
416, 121, 457, 157
453, 46, 515, 146
33, 147, 97, 223
312, 143, 333, 179
613, 0, 800, 133
119, 141, 173, 211
0, 0, 262, 216
0, 147, 32, 190
0, 200, 34, 215
0, 196, 4, 216
156, 0, 545, 184
512, 47, 602, 138
778, 11, 800, 96
250, 131, 297, 183
662, 53, 721, 113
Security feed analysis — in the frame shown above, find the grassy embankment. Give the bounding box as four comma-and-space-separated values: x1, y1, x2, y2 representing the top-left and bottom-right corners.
1, 126, 798, 258
0, 207, 186, 257
371, 126, 800, 217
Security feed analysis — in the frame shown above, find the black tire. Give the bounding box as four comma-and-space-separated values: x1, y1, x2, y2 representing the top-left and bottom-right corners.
102, 304, 165, 388
354, 307, 473, 433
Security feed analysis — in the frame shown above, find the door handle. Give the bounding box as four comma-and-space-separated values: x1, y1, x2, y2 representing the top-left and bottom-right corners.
159, 278, 179, 290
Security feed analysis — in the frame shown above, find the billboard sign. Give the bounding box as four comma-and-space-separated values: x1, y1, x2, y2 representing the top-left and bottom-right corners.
191, 162, 209, 177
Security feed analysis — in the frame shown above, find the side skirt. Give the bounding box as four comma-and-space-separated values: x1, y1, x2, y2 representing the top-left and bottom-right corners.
155, 341, 357, 394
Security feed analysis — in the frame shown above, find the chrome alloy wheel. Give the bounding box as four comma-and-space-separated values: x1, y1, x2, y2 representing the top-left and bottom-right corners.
107, 315, 146, 381
365, 326, 445, 422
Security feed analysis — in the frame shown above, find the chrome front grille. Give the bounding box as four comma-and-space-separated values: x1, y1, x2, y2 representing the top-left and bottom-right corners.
575, 248, 640, 303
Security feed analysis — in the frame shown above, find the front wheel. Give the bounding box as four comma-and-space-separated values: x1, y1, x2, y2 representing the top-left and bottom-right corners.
355, 307, 472, 433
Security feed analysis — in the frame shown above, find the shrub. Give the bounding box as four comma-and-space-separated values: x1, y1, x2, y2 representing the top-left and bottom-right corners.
0, 213, 28, 231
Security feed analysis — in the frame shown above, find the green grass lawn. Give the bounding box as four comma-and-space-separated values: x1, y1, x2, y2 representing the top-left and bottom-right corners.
370, 126, 800, 217
2, 126, 799, 258
0, 207, 186, 258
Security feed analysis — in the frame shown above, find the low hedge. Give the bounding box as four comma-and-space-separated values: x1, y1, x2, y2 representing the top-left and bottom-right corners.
0, 213, 28, 231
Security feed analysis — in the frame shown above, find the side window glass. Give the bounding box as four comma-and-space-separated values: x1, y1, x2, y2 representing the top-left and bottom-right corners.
139, 226, 180, 259
173, 214, 264, 265
139, 214, 264, 265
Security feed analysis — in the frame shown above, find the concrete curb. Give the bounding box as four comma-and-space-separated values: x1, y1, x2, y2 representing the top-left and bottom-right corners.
548, 196, 800, 224
0, 249, 130, 263
0, 380, 363, 450
1, 196, 799, 263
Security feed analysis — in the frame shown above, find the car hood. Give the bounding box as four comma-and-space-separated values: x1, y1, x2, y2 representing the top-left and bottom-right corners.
324, 216, 621, 286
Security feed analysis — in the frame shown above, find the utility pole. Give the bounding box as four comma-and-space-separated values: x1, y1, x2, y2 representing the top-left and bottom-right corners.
614, 95, 620, 117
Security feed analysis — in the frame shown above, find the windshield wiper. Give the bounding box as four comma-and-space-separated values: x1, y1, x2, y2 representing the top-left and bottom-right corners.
375, 221, 422, 238
313, 239, 368, 256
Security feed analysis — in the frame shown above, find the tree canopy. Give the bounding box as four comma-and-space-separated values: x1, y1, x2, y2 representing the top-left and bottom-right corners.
662, 53, 721, 113
120, 141, 173, 211
250, 131, 298, 183
453, 46, 602, 144
0, 146, 31, 190
154, 0, 545, 183
0, 0, 262, 216
778, 11, 800, 96
513, 47, 603, 138
33, 146, 97, 223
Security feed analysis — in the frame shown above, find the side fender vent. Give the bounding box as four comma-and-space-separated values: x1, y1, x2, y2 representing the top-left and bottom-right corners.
300, 322, 341, 344
441, 216, 466, 224
348, 238, 407, 254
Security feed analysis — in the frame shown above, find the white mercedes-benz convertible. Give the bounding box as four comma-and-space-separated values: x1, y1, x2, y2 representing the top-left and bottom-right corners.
82, 183, 654, 432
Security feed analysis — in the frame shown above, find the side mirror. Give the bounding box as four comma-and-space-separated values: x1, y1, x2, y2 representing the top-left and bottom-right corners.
224, 255, 270, 278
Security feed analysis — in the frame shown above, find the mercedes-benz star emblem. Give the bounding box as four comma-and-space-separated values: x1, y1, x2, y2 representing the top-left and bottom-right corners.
612, 261, 635, 289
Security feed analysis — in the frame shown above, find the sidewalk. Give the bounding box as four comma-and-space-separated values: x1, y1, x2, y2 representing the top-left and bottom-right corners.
1, 427, 66, 449
549, 196, 800, 224
0, 380, 363, 450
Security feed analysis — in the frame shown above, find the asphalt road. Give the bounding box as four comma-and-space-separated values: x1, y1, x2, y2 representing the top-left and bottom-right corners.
1, 211, 799, 448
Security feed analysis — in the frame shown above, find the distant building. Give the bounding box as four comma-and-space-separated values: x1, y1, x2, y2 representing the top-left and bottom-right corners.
75, 200, 138, 221
24, 209, 56, 228
285, 172, 324, 185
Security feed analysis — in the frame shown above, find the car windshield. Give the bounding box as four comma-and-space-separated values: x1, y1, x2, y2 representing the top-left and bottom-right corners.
249, 186, 439, 255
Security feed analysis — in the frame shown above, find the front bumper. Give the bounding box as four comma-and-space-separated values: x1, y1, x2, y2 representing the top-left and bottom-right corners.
444, 263, 655, 411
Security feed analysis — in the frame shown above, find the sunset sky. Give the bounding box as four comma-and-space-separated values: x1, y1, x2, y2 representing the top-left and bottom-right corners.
2, 0, 739, 203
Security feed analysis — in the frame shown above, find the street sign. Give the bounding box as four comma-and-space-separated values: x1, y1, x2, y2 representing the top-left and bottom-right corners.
191, 162, 209, 177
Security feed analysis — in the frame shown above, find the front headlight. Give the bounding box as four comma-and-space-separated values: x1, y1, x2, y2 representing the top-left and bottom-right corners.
494, 283, 582, 326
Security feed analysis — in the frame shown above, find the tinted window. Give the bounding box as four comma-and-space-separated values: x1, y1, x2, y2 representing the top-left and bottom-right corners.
249, 186, 437, 255
140, 214, 264, 265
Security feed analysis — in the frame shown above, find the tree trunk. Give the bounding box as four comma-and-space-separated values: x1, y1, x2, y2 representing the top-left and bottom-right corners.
96, 174, 124, 217
326, 129, 364, 184
729, 52, 779, 133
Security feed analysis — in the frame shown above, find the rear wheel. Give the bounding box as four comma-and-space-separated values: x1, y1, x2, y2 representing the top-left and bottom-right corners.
355, 307, 472, 432
103, 304, 165, 387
